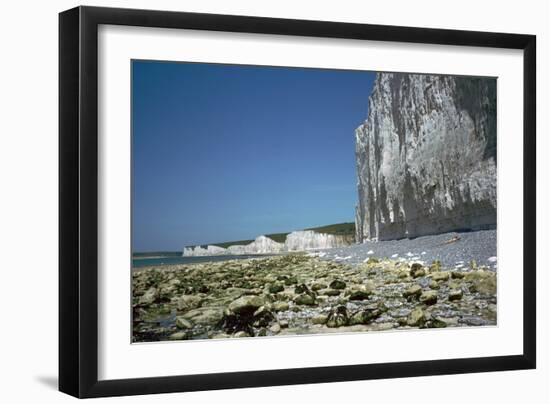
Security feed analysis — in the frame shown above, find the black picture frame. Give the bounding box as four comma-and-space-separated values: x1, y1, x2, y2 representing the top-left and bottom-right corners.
59, 5, 536, 398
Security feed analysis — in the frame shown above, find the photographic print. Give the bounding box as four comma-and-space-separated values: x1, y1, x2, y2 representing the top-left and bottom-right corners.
131, 61, 497, 343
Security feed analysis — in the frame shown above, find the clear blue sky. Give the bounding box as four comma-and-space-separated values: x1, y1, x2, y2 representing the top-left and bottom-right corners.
132, 60, 375, 252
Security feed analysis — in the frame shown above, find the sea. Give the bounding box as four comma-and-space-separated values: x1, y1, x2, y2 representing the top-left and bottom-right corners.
132, 254, 273, 269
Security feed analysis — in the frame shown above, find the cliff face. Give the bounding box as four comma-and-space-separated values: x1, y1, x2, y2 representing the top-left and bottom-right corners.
226, 235, 284, 255
285, 230, 349, 251
182, 231, 349, 257
355, 73, 497, 242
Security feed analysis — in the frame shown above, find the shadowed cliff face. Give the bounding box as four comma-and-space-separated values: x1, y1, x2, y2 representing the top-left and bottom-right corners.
355, 73, 497, 242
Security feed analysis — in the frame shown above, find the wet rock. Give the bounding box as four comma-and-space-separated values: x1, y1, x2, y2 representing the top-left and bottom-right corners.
372, 323, 395, 331
349, 307, 382, 325
209, 332, 230, 339
139, 287, 157, 305
294, 283, 310, 294
403, 284, 422, 299
430, 260, 442, 272
367, 257, 380, 264
440, 317, 459, 327
448, 289, 463, 301
252, 306, 276, 328
176, 294, 202, 311
348, 289, 372, 301
465, 270, 496, 295
233, 331, 250, 338
272, 302, 289, 312
429, 280, 440, 289
269, 323, 281, 334
284, 276, 298, 286
398, 271, 410, 279
407, 307, 426, 327
322, 289, 342, 297
426, 317, 448, 328
181, 307, 224, 326
451, 271, 465, 279
175, 316, 193, 330
326, 306, 348, 328
312, 314, 328, 325
410, 263, 426, 278
168, 331, 188, 340
311, 282, 327, 291
419, 291, 438, 305
228, 295, 264, 315
329, 280, 347, 290
268, 283, 285, 293
431, 272, 451, 282
294, 294, 316, 306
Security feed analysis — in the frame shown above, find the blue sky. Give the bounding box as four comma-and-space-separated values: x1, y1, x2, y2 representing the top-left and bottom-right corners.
132, 60, 375, 251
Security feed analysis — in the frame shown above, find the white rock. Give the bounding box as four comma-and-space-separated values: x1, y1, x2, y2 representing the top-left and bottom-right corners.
355, 73, 497, 242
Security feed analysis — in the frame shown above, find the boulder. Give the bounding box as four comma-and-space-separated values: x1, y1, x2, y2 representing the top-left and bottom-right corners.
228, 295, 264, 315
403, 284, 422, 299
326, 306, 349, 328
410, 263, 426, 278
407, 307, 426, 327
448, 289, 463, 301
294, 294, 316, 306
139, 287, 157, 305
431, 272, 451, 282
465, 270, 497, 295
419, 290, 438, 305
329, 280, 347, 290
175, 316, 193, 329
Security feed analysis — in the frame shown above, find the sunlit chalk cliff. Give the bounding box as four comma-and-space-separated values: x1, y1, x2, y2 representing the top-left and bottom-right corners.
182, 245, 227, 257
355, 73, 497, 242
182, 231, 350, 257
226, 235, 285, 255
285, 230, 348, 251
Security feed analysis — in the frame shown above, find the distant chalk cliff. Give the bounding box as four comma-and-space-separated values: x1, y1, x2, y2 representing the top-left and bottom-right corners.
355, 73, 497, 242
182, 231, 349, 257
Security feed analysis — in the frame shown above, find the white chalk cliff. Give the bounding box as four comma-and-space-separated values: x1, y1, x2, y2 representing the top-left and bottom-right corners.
285, 230, 348, 251
182, 245, 227, 257
182, 231, 349, 257
226, 235, 285, 255
355, 73, 497, 242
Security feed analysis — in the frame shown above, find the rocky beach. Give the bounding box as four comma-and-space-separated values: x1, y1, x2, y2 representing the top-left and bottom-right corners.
131, 71, 498, 343
132, 232, 497, 342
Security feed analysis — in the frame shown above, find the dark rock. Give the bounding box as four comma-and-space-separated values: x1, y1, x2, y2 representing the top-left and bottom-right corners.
268, 283, 284, 293
326, 306, 348, 328
329, 280, 347, 290
448, 289, 463, 301
348, 289, 371, 301
410, 263, 426, 278
419, 290, 438, 305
